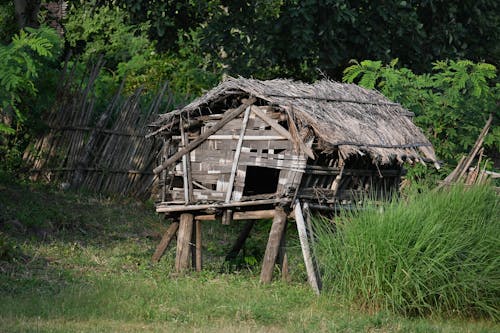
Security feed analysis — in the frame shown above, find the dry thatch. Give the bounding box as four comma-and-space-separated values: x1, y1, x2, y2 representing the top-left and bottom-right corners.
151, 77, 438, 165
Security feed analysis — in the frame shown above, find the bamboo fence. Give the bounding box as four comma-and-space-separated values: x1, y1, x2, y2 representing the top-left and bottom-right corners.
23, 58, 171, 199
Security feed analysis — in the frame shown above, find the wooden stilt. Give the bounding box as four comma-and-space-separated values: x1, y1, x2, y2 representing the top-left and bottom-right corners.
260, 207, 287, 283
151, 222, 179, 263
175, 213, 194, 272
195, 220, 202, 272
294, 200, 321, 295
225, 220, 256, 262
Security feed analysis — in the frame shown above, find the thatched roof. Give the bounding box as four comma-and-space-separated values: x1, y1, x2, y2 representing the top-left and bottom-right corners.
151, 77, 438, 165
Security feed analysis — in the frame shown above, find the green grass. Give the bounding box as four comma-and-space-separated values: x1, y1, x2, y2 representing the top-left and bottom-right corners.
0, 181, 499, 332
314, 185, 500, 319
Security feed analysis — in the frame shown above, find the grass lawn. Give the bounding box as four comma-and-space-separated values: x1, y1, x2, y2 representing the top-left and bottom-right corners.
0, 181, 498, 332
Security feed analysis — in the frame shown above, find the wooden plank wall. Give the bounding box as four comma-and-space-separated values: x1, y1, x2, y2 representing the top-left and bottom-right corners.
163, 106, 307, 204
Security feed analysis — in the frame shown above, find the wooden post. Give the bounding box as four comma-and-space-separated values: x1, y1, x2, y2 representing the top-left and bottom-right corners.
294, 200, 321, 295
195, 220, 202, 272
151, 221, 179, 263
225, 220, 256, 262
175, 213, 194, 272
260, 207, 287, 283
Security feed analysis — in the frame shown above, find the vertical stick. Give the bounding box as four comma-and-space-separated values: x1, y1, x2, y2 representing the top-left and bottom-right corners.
180, 117, 193, 203
175, 213, 194, 272
260, 207, 287, 283
294, 200, 321, 295
151, 221, 179, 263
195, 220, 202, 272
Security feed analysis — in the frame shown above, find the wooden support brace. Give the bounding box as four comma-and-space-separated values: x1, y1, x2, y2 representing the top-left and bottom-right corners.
151, 222, 179, 263
294, 200, 321, 295
260, 207, 288, 283
175, 213, 194, 272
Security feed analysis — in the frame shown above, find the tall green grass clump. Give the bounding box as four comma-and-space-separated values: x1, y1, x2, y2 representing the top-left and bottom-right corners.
314, 185, 499, 319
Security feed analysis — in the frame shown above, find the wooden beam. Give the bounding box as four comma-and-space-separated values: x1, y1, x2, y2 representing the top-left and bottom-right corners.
156, 198, 291, 213
260, 207, 288, 283
250, 105, 294, 141
284, 108, 315, 160
153, 97, 256, 175
151, 222, 179, 263
251, 105, 316, 159
294, 200, 321, 295
175, 213, 194, 272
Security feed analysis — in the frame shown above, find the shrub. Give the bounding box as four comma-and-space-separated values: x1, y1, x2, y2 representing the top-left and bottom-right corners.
314, 185, 500, 319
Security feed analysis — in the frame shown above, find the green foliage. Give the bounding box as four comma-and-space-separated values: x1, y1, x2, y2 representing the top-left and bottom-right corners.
343, 59, 499, 166
162, 29, 222, 98
65, 4, 154, 69
198, 0, 500, 81
314, 185, 500, 318
0, 26, 61, 135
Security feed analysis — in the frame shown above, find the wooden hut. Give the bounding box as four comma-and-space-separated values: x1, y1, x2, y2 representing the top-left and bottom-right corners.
148, 77, 438, 289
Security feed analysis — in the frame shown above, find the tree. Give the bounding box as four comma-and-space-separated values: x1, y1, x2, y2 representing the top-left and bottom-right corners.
199, 0, 500, 81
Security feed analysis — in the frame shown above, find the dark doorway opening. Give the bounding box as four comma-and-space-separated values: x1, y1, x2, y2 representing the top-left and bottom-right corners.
243, 165, 280, 196
243, 166, 280, 196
